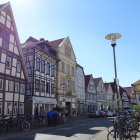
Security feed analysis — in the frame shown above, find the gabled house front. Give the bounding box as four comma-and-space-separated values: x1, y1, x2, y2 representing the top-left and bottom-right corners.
104, 83, 114, 110
49, 37, 77, 114
119, 86, 130, 109
94, 77, 106, 110
123, 87, 137, 108
76, 63, 85, 115
21, 37, 57, 115
85, 74, 97, 112
0, 2, 26, 118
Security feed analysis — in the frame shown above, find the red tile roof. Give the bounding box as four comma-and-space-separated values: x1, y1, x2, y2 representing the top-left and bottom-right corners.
49, 38, 65, 50
104, 83, 110, 91
93, 77, 102, 87
123, 87, 133, 97
85, 74, 92, 92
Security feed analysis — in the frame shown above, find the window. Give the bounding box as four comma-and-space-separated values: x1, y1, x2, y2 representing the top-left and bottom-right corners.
0, 102, 2, 115
51, 65, 55, 76
41, 60, 45, 73
0, 79, 3, 90
7, 102, 12, 115
40, 81, 45, 93
35, 79, 40, 91
13, 102, 18, 115
51, 83, 54, 94
71, 67, 75, 76
17, 61, 21, 72
71, 81, 75, 92
46, 62, 50, 74
61, 62, 65, 72
0, 15, 6, 25
15, 82, 19, 92
66, 64, 70, 74
0, 37, 2, 47
65, 47, 71, 58
9, 81, 14, 91
6, 56, 12, 69
36, 58, 40, 71
19, 103, 24, 114
46, 82, 50, 93
20, 84, 25, 94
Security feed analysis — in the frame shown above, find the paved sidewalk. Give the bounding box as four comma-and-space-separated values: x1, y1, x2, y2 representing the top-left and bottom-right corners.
92, 127, 140, 140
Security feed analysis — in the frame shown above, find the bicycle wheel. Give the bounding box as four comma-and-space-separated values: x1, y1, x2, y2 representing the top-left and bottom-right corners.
107, 130, 118, 140
22, 121, 30, 131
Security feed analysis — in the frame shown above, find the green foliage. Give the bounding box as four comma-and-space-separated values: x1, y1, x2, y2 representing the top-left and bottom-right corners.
52, 106, 63, 112
132, 105, 140, 111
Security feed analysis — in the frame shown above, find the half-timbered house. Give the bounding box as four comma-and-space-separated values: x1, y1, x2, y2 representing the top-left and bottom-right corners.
76, 63, 85, 115
94, 77, 106, 110
104, 83, 114, 110
0, 2, 26, 118
21, 37, 57, 115
85, 74, 97, 112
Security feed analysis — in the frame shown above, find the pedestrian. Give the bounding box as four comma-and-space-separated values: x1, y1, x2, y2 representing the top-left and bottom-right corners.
34, 106, 39, 119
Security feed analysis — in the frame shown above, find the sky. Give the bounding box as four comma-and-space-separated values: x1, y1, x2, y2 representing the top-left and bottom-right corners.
0, 0, 140, 87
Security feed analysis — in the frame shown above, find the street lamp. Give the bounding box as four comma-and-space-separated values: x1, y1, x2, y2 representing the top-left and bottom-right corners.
105, 33, 122, 140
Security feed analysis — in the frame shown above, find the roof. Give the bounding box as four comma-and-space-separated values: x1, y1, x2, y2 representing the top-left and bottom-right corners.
26, 36, 38, 43
109, 82, 115, 93
123, 87, 133, 97
85, 74, 92, 92
132, 80, 140, 95
49, 38, 64, 50
93, 77, 102, 87
104, 83, 110, 91
0, 3, 7, 9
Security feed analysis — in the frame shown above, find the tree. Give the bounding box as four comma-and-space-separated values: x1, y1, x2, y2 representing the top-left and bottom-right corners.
132, 105, 140, 111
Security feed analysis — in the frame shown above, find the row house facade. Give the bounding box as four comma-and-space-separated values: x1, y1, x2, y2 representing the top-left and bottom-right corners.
0, 2, 26, 118
104, 83, 114, 110
119, 86, 130, 109
94, 78, 106, 110
85, 74, 97, 112
123, 87, 137, 108
76, 64, 85, 115
21, 37, 57, 115
49, 37, 77, 114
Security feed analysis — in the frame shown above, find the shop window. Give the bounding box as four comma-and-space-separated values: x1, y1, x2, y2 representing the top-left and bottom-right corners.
13, 102, 18, 115
7, 102, 12, 115
19, 103, 24, 114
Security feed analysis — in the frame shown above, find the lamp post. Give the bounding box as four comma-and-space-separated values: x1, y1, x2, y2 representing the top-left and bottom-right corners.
105, 33, 122, 140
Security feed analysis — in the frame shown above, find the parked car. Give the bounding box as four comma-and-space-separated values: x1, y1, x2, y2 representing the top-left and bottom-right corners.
110, 110, 117, 116
104, 110, 113, 117
88, 111, 99, 118
99, 111, 106, 117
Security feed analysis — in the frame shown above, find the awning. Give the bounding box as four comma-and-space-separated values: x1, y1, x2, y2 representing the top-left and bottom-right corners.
132, 80, 140, 95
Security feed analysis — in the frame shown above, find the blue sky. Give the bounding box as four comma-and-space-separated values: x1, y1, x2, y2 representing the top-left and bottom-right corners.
1, 0, 140, 87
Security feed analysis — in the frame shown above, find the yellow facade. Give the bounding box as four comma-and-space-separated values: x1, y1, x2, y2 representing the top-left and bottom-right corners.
56, 37, 77, 109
